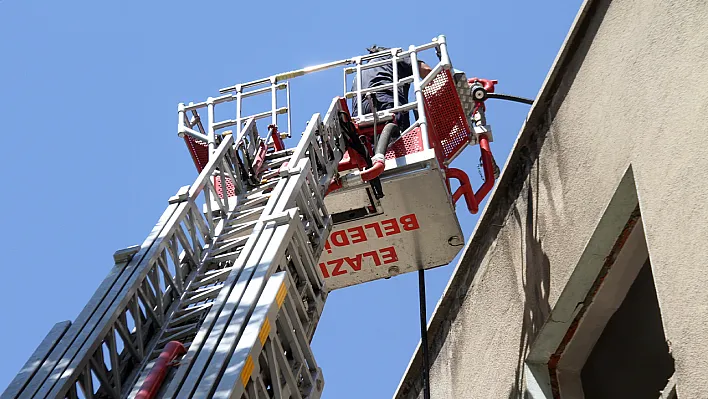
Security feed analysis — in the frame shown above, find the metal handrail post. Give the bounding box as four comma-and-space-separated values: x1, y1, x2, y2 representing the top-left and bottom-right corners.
409, 46, 429, 150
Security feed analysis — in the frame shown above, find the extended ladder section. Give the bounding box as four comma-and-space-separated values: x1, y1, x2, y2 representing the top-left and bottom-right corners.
3, 94, 346, 398
3, 35, 501, 399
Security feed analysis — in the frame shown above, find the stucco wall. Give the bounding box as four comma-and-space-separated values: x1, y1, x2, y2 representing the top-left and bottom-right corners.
395, 0, 708, 397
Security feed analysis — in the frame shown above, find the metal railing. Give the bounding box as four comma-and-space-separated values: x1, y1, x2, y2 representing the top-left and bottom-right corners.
179, 81, 291, 157
202, 36, 454, 161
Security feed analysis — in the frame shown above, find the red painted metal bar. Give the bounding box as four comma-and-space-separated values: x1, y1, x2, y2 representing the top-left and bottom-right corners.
252, 141, 268, 174
446, 134, 496, 214
135, 341, 186, 399
446, 168, 479, 214
474, 134, 495, 204
268, 125, 285, 152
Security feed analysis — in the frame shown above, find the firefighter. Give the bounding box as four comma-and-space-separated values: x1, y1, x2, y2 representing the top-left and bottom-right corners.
350, 45, 432, 135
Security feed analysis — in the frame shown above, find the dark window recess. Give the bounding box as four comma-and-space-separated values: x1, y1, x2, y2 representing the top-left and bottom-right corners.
581, 260, 675, 398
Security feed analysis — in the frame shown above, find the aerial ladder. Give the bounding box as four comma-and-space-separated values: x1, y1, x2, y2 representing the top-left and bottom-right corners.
2, 35, 528, 399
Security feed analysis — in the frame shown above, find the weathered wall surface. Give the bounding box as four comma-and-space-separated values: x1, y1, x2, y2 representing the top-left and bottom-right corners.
395, 0, 708, 397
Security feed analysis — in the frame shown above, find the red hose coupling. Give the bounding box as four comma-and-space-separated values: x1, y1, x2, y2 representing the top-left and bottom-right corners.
360, 159, 385, 182
136, 341, 186, 399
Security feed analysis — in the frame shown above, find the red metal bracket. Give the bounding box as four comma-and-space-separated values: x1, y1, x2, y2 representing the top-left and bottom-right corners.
268, 124, 285, 152
447, 167, 479, 214
475, 134, 495, 204
252, 140, 268, 174
446, 134, 496, 214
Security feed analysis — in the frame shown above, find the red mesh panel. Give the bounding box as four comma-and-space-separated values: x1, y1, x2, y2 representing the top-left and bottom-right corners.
214, 176, 236, 199
422, 69, 471, 164
385, 127, 424, 160
183, 136, 236, 198
183, 136, 209, 172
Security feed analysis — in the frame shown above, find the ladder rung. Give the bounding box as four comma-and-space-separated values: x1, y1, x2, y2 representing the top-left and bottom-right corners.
174, 302, 213, 319
194, 267, 234, 287
265, 149, 294, 161
213, 235, 249, 254
231, 206, 266, 223
264, 157, 289, 169
223, 219, 258, 235
207, 251, 243, 265
184, 285, 223, 306
167, 305, 211, 327
158, 323, 200, 346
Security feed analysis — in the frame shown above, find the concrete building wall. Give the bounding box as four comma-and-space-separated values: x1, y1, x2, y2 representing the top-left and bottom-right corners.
394, 0, 708, 397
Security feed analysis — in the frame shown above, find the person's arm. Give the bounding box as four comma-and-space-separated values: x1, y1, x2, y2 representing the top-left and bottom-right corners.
418, 61, 432, 79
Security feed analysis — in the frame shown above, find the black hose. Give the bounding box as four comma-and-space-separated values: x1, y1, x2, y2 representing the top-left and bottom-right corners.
418, 269, 431, 399
486, 92, 535, 105
374, 123, 399, 157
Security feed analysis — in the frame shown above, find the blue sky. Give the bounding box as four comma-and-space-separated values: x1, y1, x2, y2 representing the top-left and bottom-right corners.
0, 1, 582, 397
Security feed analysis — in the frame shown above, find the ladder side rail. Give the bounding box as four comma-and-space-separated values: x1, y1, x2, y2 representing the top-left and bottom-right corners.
206, 203, 329, 399
168, 126, 343, 397
120, 202, 217, 396
265, 271, 323, 398
34, 198, 192, 399
164, 212, 290, 398
33, 137, 243, 398
125, 136, 255, 396
189, 214, 297, 398
142, 97, 345, 398
251, 159, 331, 335
277, 203, 328, 338
124, 186, 278, 396
212, 271, 288, 399
266, 114, 333, 218
262, 158, 332, 316
189, 210, 325, 399
15, 197, 182, 399
271, 161, 330, 315
211, 271, 324, 399
242, 270, 323, 399
286, 98, 347, 194
286, 114, 325, 181
153, 146, 294, 395
160, 216, 275, 398
121, 131, 264, 387
0, 321, 71, 399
